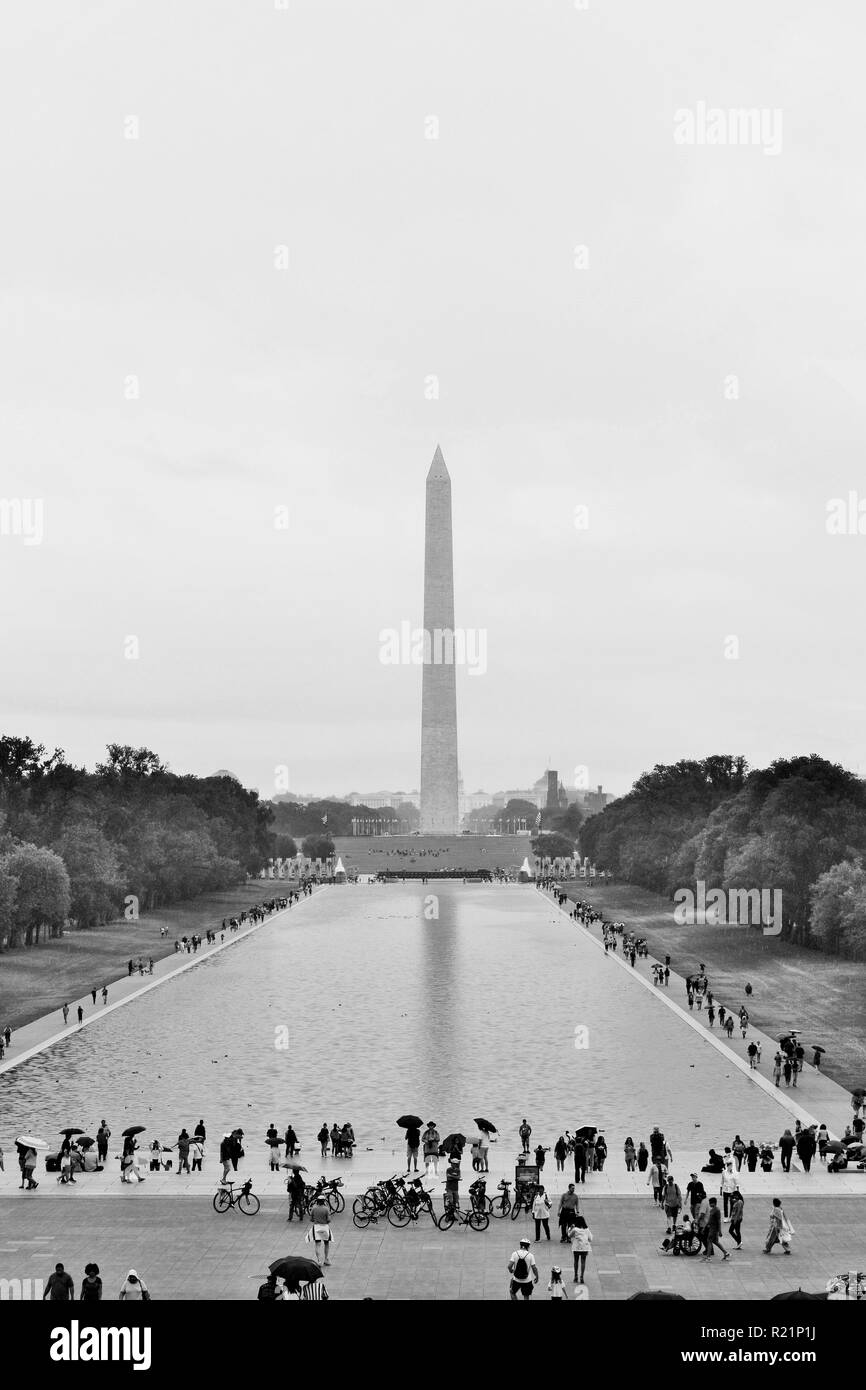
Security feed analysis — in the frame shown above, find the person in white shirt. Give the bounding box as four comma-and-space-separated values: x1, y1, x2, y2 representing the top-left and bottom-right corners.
568, 1216, 593, 1284
119, 1269, 149, 1300
508, 1239, 539, 1300
532, 1186, 552, 1241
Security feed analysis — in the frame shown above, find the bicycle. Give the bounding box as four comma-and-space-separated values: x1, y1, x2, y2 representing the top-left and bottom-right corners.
438, 1197, 489, 1231
511, 1182, 539, 1219
213, 1178, 260, 1215
303, 1175, 345, 1214
352, 1175, 404, 1227
485, 1179, 512, 1219
388, 1179, 438, 1227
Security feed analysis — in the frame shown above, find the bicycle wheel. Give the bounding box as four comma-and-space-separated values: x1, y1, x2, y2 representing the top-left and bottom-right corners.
437, 1209, 456, 1231
352, 1198, 373, 1228
487, 1195, 510, 1219
388, 1201, 411, 1228
468, 1209, 489, 1232
510, 1198, 524, 1220
239, 1191, 260, 1215
212, 1188, 231, 1213
326, 1190, 345, 1214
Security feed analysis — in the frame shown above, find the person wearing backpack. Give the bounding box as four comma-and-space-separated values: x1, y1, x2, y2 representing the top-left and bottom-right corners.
508, 1238, 538, 1299
532, 1186, 552, 1240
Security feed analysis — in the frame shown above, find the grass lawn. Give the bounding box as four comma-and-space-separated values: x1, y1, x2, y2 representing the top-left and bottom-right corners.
562, 879, 866, 1094
0, 882, 283, 1031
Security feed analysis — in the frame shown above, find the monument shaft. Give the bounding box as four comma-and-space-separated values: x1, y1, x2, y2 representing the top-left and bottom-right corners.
420, 446, 459, 833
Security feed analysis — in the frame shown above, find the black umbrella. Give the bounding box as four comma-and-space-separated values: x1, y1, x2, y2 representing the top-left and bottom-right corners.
269, 1256, 322, 1291
770, 1289, 828, 1301
76, 1136, 96, 1149
576, 1126, 597, 1140
59, 1127, 85, 1136
396, 1115, 423, 1129
811, 1046, 825, 1055
826, 1140, 846, 1154
628, 1291, 687, 1301
122, 1125, 146, 1137
440, 1132, 466, 1154
473, 1118, 497, 1134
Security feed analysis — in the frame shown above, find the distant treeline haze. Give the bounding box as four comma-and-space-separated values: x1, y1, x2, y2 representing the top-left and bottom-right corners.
578, 754, 866, 958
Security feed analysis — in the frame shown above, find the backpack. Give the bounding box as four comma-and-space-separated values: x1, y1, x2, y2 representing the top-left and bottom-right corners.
513, 1254, 530, 1281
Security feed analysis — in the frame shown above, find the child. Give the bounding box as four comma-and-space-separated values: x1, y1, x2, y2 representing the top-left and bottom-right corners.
548, 1266, 568, 1300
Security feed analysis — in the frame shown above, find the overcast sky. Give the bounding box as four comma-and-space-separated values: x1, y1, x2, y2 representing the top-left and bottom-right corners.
2, 0, 864, 800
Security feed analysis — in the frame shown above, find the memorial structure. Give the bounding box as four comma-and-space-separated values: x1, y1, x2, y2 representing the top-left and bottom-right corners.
419, 446, 460, 833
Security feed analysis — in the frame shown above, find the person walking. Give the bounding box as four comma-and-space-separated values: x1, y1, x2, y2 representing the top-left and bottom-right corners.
573, 1137, 587, 1184
79, 1263, 102, 1301
518, 1119, 532, 1155
422, 1122, 440, 1176
43, 1263, 74, 1301
91, 988, 97, 1005
623, 1136, 636, 1171
647, 1159, 664, 1207
194, 1119, 206, 1142
77, 1006, 84, 1025
796, 1127, 816, 1173
308, 1196, 333, 1267
101, 986, 108, 1005
406, 1124, 421, 1172
189, 1136, 204, 1172
508, 1238, 539, 1300
317, 1124, 329, 1158
764, 1198, 793, 1255
720, 1162, 737, 1218
636, 1141, 649, 1172
547, 1267, 568, 1300
62, 1003, 69, 1026
557, 1184, 580, 1242
22, 1146, 38, 1189
728, 1190, 744, 1249
532, 1186, 552, 1241
219, 1133, 233, 1183
554, 1136, 568, 1172
176, 1129, 191, 1175
778, 1130, 796, 1173
702, 1198, 730, 1260
119, 1270, 150, 1300
568, 1216, 593, 1285
663, 1176, 682, 1231
284, 1125, 298, 1159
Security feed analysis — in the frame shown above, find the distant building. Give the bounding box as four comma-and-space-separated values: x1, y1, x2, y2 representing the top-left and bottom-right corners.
579, 784, 614, 818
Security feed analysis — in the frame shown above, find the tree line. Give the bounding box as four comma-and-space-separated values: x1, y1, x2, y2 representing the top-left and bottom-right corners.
0, 737, 274, 948
578, 754, 866, 958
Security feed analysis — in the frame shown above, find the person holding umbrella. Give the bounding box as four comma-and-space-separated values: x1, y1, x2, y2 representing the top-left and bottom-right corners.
20, 1141, 40, 1189
397, 1116, 422, 1172
475, 1118, 496, 1172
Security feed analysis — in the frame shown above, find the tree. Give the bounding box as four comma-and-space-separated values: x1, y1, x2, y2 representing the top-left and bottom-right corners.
301, 835, 335, 862
54, 822, 122, 928
494, 799, 537, 831
532, 832, 575, 861
0, 843, 70, 946
95, 745, 166, 778
810, 860, 866, 957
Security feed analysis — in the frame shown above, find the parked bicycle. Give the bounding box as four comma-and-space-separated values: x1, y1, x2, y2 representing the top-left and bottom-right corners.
484, 1179, 512, 1219
213, 1178, 260, 1215
438, 1197, 489, 1232
510, 1182, 539, 1219
303, 1175, 345, 1214
388, 1177, 438, 1227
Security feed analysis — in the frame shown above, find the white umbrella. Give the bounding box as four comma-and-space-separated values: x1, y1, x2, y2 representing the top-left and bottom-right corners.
16, 1135, 48, 1149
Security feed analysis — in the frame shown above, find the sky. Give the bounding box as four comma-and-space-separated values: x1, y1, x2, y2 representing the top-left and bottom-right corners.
1, 0, 865, 800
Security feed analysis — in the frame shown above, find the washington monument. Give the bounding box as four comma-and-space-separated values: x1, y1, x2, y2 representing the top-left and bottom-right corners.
420, 445, 460, 833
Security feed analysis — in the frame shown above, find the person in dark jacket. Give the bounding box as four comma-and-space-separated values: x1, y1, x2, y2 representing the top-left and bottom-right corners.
636, 1141, 649, 1172
573, 1139, 587, 1184
745, 1139, 760, 1172
778, 1130, 796, 1173
796, 1127, 816, 1173
286, 1169, 306, 1222
701, 1198, 730, 1260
